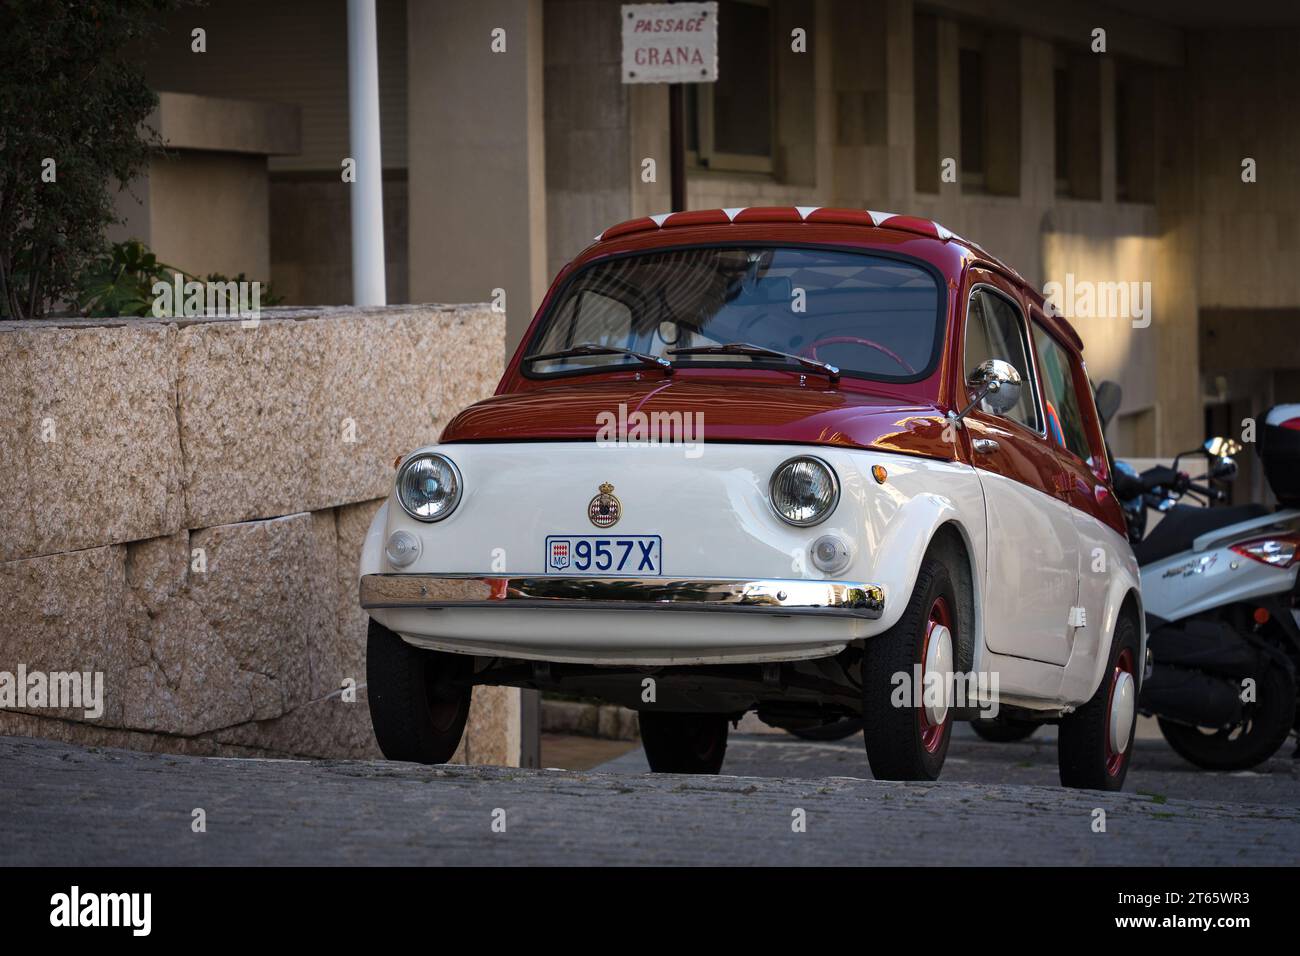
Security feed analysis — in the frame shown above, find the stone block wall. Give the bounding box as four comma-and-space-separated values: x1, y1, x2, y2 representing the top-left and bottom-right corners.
0, 305, 518, 764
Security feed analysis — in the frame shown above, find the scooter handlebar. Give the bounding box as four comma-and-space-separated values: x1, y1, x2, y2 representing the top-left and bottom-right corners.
1186, 479, 1227, 502
1139, 465, 1182, 492
1119, 463, 1228, 504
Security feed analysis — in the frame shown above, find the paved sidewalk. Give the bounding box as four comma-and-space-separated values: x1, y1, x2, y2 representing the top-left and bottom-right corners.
602, 722, 1300, 807
2, 734, 1296, 866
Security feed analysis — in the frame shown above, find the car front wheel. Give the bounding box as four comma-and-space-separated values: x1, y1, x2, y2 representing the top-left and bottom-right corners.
638, 711, 730, 773
860, 546, 961, 780
366, 618, 472, 764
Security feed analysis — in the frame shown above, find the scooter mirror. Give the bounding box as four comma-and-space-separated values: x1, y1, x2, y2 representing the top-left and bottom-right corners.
1210, 455, 1239, 481
1204, 436, 1243, 458
1094, 380, 1122, 433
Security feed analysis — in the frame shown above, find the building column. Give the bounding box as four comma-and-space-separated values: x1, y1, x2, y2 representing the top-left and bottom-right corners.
1019, 36, 1055, 213
407, 0, 548, 352
935, 19, 961, 205
883, 0, 916, 203
812, 0, 837, 199
347, 0, 387, 306
1098, 55, 1117, 205
1153, 66, 1203, 457
627, 84, 671, 219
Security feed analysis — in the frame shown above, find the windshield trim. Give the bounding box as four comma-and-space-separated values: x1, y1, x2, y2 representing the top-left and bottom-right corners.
519, 241, 949, 386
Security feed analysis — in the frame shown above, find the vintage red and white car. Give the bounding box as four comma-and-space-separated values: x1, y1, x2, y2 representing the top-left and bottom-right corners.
360, 206, 1144, 790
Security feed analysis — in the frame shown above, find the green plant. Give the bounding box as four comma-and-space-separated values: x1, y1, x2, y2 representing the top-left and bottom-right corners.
74, 239, 286, 317
0, 0, 179, 319
201, 271, 285, 309
74, 238, 177, 317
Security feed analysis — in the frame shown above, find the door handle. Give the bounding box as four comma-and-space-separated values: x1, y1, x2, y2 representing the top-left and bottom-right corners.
973, 438, 999, 454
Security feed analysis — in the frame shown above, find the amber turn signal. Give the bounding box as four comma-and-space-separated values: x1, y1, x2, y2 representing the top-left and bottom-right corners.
871, 465, 888, 484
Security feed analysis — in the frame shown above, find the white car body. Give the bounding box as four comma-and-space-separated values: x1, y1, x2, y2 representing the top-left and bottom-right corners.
360, 439, 1141, 712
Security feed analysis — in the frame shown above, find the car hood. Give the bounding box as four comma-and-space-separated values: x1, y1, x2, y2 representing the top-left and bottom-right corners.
440, 378, 951, 458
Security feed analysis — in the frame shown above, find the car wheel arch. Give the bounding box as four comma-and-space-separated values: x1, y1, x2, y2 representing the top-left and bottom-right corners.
1068, 585, 1145, 705
922, 521, 979, 676
1117, 588, 1145, 689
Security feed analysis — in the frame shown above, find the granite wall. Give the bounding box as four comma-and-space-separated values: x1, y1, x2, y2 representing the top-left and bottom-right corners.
0, 305, 517, 764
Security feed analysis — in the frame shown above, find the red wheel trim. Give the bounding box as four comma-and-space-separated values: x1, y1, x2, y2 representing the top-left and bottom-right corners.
1104, 647, 1136, 776
918, 596, 953, 754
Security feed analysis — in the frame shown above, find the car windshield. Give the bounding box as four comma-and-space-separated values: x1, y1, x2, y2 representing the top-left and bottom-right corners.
524, 246, 943, 381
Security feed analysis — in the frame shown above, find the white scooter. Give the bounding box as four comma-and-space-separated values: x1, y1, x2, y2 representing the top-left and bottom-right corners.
1115, 404, 1300, 770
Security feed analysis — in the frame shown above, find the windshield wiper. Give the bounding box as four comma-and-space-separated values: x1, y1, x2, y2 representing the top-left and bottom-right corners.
668, 342, 840, 383
524, 342, 673, 376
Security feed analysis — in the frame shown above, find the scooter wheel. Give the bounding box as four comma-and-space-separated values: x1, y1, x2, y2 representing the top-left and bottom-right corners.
1157, 663, 1297, 771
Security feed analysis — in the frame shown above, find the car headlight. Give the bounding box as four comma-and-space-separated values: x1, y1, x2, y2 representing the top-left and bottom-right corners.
395, 452, 462, 522
769, 456, 839, 527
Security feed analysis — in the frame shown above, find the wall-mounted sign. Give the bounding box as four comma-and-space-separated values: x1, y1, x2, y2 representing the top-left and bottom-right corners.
621, 2, 718, 84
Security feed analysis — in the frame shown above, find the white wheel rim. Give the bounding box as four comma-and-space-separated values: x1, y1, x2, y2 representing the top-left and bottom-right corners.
1109, 670, 1135, 754
924, 623, 953, 726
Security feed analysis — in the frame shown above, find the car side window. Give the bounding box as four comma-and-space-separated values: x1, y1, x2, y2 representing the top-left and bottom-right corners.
1032, 325, 1092, 463
963, 288, 1040, 431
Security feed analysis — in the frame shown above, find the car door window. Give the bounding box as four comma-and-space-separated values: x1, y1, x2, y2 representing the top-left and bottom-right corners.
1032, 325, 1093, 463
963, 288, 1040, 431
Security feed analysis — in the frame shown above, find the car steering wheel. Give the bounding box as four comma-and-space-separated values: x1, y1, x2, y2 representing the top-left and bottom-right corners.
801, 336, 916, 375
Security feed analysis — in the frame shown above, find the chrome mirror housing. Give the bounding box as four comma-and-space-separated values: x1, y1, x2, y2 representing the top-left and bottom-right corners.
950, 359, 1023, 428
970, 359, 1023, 415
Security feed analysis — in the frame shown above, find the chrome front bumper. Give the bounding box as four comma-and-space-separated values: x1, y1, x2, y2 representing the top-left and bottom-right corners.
359, 574, 885, 619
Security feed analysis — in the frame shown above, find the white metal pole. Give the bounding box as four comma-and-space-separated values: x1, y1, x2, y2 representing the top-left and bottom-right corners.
347, 0, 387, 306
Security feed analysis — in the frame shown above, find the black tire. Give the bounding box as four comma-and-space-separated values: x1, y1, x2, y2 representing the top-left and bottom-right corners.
638, 711, 729, 773
366, 618, 472, 764
1058, 615, 1140, 790
861, 545, 962, 780
787, 718, 863, 741
969, 716, 1039, 743
1157, 662, 1296, 771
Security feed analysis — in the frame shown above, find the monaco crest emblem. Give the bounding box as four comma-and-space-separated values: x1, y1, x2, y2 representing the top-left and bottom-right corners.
588, 482, 622, 528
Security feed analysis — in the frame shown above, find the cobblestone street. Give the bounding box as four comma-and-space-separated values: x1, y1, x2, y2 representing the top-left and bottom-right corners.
3, 726, 1296, 866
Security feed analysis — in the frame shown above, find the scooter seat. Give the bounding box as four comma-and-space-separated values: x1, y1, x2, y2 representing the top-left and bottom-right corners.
1133, 503, 1271, 566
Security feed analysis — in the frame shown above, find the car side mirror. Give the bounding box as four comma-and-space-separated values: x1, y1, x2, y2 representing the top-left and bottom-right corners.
973, 359, 1023, 415
949, 359, 1022, 427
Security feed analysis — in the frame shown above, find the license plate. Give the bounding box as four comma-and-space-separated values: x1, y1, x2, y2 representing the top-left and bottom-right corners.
545, 535, 662, 575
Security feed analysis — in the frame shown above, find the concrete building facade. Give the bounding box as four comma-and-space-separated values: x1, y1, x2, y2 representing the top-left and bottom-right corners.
131, 0, 1300, 497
